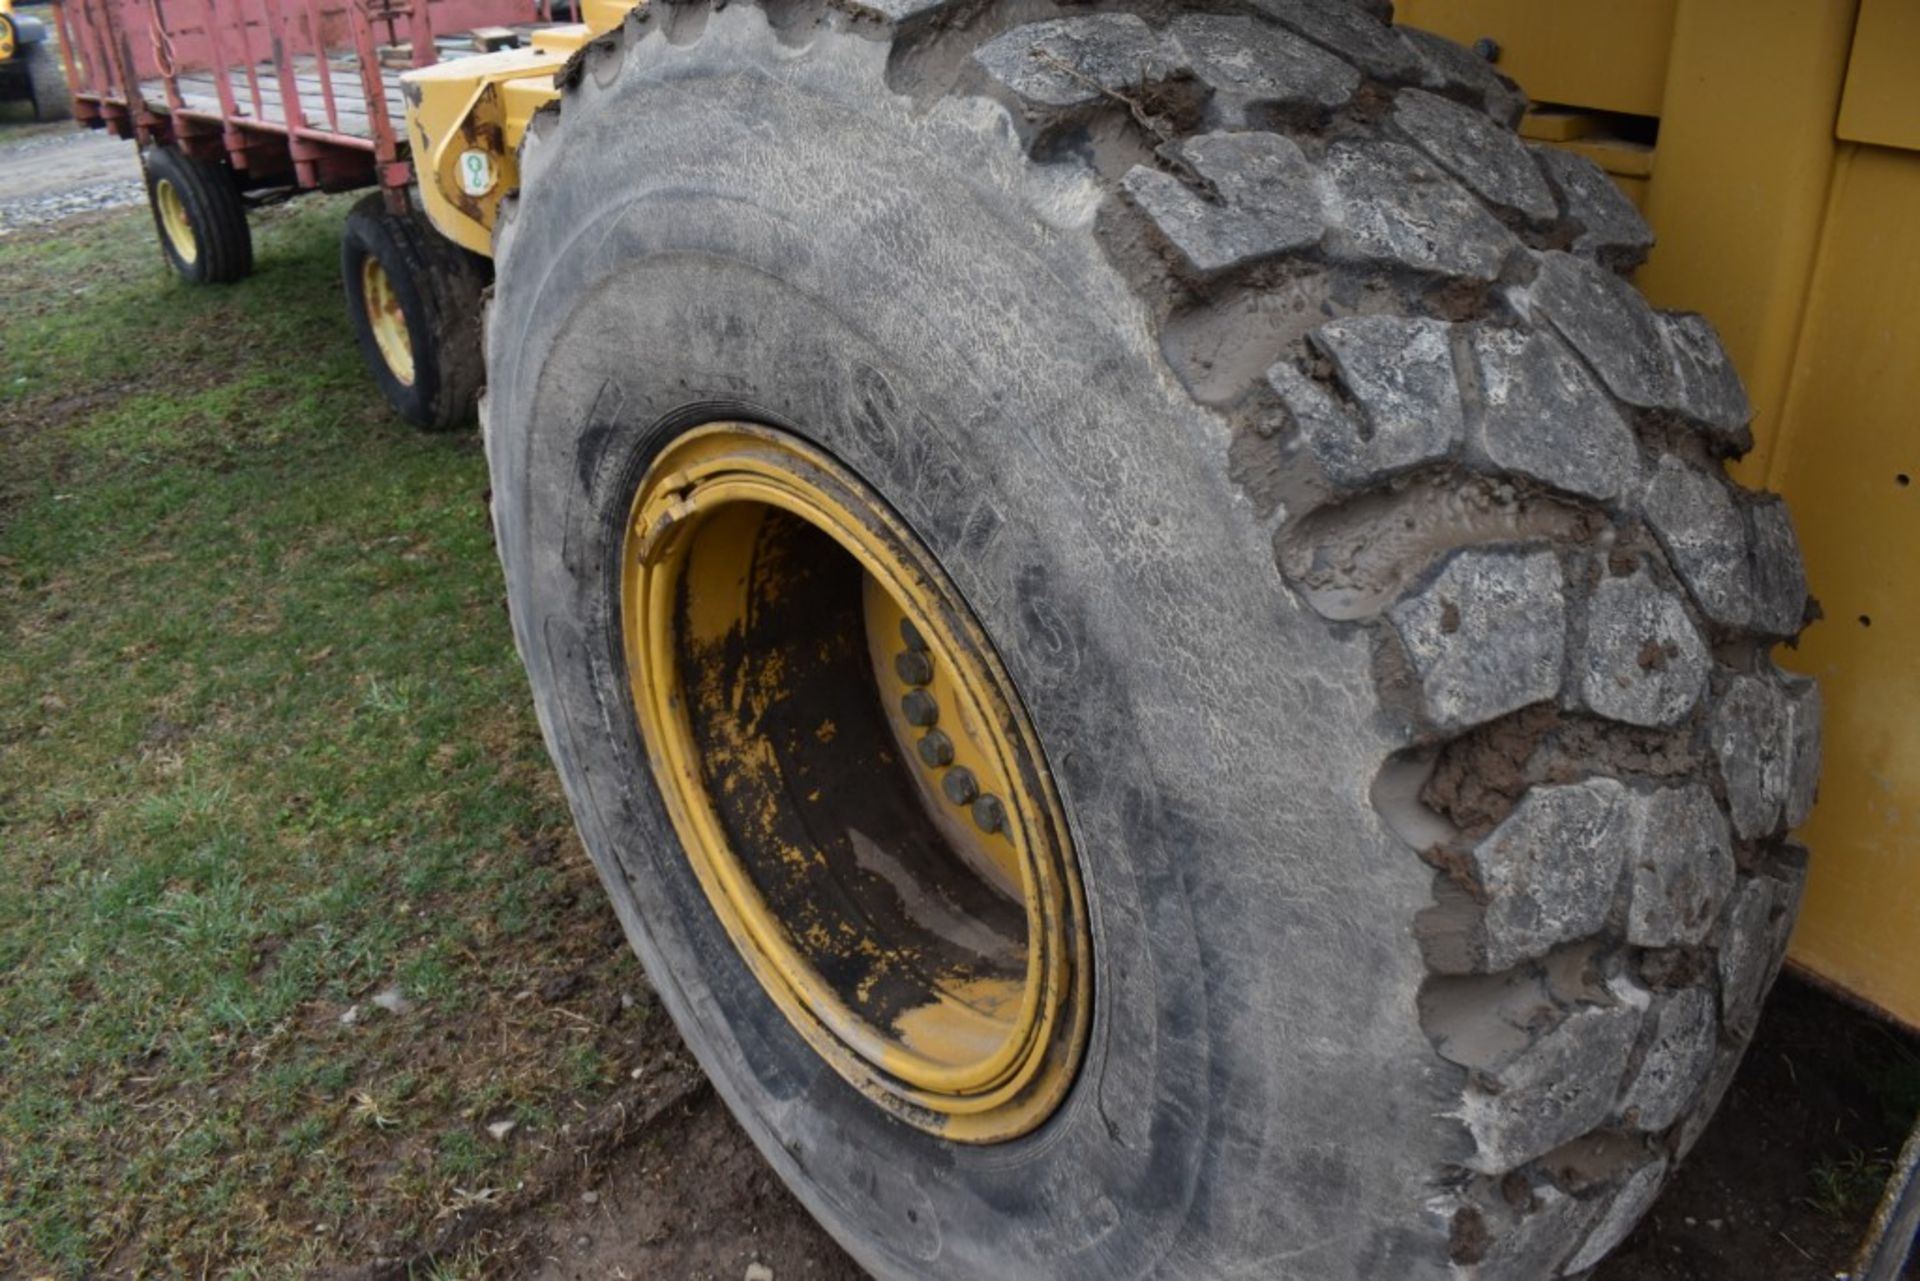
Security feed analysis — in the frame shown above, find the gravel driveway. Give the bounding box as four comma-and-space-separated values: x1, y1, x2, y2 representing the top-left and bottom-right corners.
0, 124, 145, 233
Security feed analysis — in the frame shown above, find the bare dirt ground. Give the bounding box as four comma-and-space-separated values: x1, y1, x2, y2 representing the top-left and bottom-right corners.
432, 970, 1920, 1281
2, 109, 1914, 1281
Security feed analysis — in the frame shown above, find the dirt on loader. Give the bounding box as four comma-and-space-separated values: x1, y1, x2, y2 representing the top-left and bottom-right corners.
0, 116, 1913, 1281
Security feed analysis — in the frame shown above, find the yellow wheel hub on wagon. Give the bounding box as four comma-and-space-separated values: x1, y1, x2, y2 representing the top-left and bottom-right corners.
622, 423, 1090, 1142
153, 178, 196, 265
359, 257, 414, 385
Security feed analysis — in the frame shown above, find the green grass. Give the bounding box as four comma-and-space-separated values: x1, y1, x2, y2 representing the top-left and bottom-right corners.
1803, 1148, 1893, 1219
0, 198, 650, 1276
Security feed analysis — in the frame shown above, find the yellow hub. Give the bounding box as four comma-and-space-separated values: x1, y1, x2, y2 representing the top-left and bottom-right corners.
360, 256, 414, 386
622, 423, 1090, 1142
0, 17, 16, 61
153, 177, 197, 266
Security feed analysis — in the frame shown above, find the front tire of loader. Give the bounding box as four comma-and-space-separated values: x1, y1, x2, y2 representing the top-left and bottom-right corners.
341, 193, 486, 431
484, 5, 1819, 1278
24, 44, 71, 122
144, 146, 250, 285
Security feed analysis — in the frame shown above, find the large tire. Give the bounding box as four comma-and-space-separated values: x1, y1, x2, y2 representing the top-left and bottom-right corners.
144, 146, 250, 284
483, 3, 1819, 1278
340, 193, 487, 431
24, 42, 69, 121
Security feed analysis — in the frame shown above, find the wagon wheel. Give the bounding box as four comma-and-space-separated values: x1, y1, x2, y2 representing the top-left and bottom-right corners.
144, 146, 251, 285
340, 193, 486, 431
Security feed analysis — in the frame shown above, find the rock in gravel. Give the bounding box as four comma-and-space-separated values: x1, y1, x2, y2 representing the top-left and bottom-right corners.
1468, 325, 1639, 502
1623, 785, 1735, 948
1710, 674, 1789, 839
0, 131, 147, 234
486, 1119, 518, 1142
1616, 988, 1718, 1132
1169, 16, 1358, 122
1394, 88, 1556, 221
1459, 996, 1642, 1173
1577, 566, 1709, 727
1467, 779, 1633, 969
745, 1264, 775, 1281
1390, 546, 1566, 731
1324, 140, 1518, 281
1123, 132, 1325, 274
1641, 455, 1753, 630
974, 15, 1180, 108
1532, 144, 1653, 266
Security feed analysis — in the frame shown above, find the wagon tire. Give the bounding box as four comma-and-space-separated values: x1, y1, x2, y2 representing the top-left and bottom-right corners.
483, 4, 1818, 1279
341, 193, 486, 431
24, 43, 69, 121
143, 146, 250, 284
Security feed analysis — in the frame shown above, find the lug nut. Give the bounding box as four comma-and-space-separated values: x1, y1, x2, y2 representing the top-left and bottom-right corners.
942, 766, 978, 806
971, 794, 1006, 834
894, 650, 934, 686
901, 689, 939, 727
916, 730, 954, 768
900, 618, 927, 652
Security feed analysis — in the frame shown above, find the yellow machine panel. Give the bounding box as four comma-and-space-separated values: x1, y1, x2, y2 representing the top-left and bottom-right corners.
1764, 145, 1920, 1023
1837, 0, 1920, 151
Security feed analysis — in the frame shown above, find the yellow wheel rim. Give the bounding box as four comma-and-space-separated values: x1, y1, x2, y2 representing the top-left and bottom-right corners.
0, 18, 16, 61
154, 177, 197, 266
361, 256, 414, 386
623, 423, 1091, 1142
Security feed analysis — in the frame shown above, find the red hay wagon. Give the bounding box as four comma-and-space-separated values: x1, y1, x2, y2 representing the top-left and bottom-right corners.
53, 0, 553, 427
56, 0, 543, 196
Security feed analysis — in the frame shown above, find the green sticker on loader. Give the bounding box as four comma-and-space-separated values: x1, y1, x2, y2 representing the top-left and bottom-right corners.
457, 150, 495, 199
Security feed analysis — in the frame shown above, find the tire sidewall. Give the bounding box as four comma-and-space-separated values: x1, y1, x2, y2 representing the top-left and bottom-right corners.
499, 272, 1217, 1281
